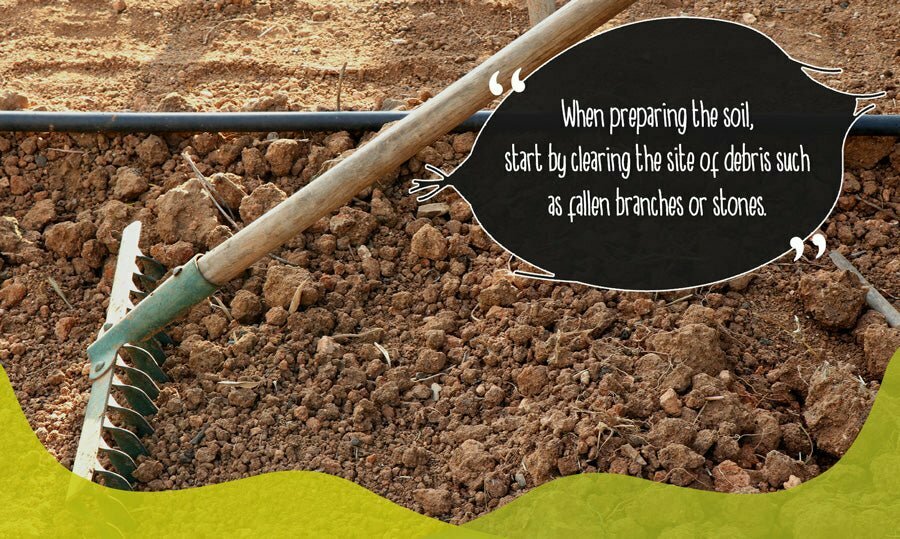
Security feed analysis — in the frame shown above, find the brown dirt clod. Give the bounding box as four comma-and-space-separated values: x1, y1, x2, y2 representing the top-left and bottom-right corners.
413, 488, 452, 517
803, 362, 876, 457
155, 178, 221, 248
448, 440, 496, 491
113, 167, 149, 201
648, 323, 727, 376
410, 223, 448, 261
239, 183, 287, 225
799, 270, 868, 330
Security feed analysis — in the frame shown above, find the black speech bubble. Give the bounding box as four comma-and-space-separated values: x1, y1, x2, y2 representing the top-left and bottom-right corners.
411, 18, 871, 291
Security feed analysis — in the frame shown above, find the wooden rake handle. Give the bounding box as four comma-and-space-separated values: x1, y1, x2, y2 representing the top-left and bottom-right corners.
197, 0, 635, 285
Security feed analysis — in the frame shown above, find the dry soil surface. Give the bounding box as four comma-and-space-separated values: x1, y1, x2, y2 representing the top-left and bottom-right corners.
0, 0, 898, 524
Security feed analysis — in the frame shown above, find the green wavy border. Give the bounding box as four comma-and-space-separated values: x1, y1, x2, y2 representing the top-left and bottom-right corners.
1, 350, 898, 538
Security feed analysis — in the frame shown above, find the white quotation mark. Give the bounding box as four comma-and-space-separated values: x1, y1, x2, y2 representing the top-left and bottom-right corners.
489, 68, 526, 96
811, 233, 827, 258
511, 68, 525, 92
790, 233, 827, 261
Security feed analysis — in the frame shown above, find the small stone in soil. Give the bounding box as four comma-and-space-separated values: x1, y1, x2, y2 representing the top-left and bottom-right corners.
209, 172, 246, 210
155, 178, 220, 248
228, 387, 258, 409
329, 207, 377, 246
659, 387, 682, 416
157, 92, 194, 112
417, 202, 450, 219
188, 341, 225, 373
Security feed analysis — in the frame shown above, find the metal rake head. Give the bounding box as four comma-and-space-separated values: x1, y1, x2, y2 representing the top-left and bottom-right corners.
71, 222, 171, 490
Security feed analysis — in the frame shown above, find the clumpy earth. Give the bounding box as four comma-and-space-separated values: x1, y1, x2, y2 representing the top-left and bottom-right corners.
0, 0, 899, 525
1, 126, 897, 522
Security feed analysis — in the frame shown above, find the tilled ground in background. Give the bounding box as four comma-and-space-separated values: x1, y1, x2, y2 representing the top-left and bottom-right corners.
0, 0, 899, 525
0, 0, 897, 114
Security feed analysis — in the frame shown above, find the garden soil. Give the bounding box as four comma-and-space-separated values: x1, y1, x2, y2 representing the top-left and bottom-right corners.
0, 0, 898, 524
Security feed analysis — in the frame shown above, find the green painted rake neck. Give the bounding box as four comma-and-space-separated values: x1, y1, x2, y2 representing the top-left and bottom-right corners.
88, 255, 219, 381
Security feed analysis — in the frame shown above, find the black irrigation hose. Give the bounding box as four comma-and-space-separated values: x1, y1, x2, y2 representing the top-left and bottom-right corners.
0, 110, 897, 135
850, 115, 900, 136
0, 111, 491, 134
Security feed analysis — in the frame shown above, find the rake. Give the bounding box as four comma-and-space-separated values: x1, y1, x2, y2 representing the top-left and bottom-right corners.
69, 0, 636, 490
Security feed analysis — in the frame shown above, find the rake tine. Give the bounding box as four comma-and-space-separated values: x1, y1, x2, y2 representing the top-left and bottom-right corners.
98, 438, 137, 482
153, 332, 175, 348
141, 338, 169, 367
116, 361, 160, 400
107, 396, 154, 437
94, 464, 133, 491
102, 418, 149, 460
138, 255, 167, 281
112, 377, 158, 416
136, 273, 158, 293
121, 344, 167, 383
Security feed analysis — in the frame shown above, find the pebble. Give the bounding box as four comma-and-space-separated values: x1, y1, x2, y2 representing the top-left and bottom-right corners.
416, 202, 450, 219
